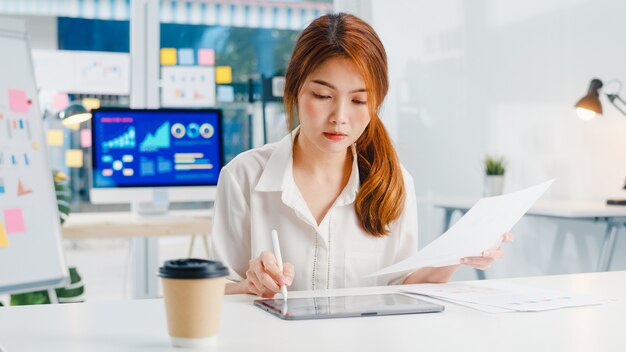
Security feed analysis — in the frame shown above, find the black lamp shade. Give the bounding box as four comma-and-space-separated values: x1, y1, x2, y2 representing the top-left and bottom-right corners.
57, 103, 92, 126
58, 104, 89, 120
575, 78, 604, 114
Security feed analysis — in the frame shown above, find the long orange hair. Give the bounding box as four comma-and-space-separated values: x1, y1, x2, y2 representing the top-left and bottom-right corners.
284, 13, 405, 237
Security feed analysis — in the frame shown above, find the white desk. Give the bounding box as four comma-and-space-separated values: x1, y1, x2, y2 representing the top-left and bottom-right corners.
430, 198, 626, 277
0, 271, 624, 352
61, 210, 212, 299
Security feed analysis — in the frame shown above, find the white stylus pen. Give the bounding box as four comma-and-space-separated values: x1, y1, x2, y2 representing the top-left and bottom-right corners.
271, 229, 288, 301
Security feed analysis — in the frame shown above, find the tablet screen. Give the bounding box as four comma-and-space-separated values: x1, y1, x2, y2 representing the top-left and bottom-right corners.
254, 293, 444, 320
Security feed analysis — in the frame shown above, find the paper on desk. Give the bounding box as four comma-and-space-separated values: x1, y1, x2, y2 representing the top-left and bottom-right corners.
403, 291, 513, 313
368, 179, 555, 277
402, 281, 615, 312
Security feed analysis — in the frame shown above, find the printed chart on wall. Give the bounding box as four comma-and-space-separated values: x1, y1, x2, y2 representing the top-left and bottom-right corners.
161, 66, 216, 107
0, 19, 69, 294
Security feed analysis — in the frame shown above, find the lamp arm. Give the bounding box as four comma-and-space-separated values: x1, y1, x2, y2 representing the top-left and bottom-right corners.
607, 94, 626, 118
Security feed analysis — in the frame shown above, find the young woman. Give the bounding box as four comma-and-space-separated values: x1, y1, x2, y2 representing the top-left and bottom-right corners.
212, 13, 513, 297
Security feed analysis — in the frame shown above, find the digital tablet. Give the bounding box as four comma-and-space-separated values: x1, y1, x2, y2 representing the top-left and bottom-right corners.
253, 293, 444, 320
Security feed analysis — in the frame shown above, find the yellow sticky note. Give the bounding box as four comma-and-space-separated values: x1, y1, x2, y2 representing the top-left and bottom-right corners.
65, 149, 83, 168
215, 66, 232, 84
47, 129, 64, 146
161, 48, 177, 66
66, 123, 80, 131
0, 224, 8, 247
81, 97, 100, 111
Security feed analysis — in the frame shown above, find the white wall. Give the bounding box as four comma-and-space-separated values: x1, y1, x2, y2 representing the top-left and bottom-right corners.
337, 0, 626, 280
10, 15, 57, 50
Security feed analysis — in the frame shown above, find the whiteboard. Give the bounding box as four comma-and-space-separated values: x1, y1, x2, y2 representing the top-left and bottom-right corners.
0, 17, 69, 294
32, 49, 131, 95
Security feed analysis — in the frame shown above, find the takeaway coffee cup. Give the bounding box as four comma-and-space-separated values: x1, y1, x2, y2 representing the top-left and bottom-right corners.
158, 258, 229, 348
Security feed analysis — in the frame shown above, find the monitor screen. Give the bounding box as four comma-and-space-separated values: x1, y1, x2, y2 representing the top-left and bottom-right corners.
91, 109, 223, 190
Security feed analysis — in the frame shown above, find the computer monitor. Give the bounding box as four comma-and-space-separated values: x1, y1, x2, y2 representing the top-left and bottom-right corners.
89, 108, 224, 213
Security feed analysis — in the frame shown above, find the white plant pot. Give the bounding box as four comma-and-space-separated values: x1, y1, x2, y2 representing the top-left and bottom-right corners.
483, 175, 504, 197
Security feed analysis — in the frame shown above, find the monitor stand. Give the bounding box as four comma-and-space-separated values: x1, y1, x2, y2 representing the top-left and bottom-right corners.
131, 189, 170, 216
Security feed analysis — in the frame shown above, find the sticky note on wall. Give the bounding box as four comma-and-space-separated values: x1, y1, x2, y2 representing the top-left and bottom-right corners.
4, 208, 26, 234
53, 93, 70, 111
81, 97, 100, 111
0, 224, 8, 247
8, 89, 30, 113
80, 129, 92, 148
161, 48, 177, 65
217, 85, 235, 102
198, 48, 215, 66
215, 66, 232, 84
66, 149, 83, 168
178, 48, 194, 65
47, 129, 64, 146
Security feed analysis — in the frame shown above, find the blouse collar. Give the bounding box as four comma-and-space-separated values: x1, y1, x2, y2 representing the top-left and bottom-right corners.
255, 128, 360, 207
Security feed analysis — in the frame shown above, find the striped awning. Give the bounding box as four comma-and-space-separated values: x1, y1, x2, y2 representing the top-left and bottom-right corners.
0, 0, 332, 30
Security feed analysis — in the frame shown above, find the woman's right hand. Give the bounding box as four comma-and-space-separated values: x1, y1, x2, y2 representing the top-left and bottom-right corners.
244, 251, 294, 298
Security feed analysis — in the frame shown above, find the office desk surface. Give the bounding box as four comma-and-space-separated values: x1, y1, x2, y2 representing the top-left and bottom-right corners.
61, 209, 212, 239
426, 197, 626, 219
60, 210, 213, 298
1, 272, 624, 352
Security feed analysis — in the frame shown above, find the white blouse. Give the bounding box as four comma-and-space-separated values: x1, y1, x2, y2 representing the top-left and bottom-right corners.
211, 130, 418, 291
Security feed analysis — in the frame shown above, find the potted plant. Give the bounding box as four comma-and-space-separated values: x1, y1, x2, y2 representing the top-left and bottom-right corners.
483, 155, 506, 197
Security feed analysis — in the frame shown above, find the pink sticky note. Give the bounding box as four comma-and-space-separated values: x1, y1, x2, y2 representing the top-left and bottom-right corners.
53, 93, 70, 111
4, 208, 26, 234
8, 89, 30, 113
80, 129, 92, 148
198, 48, 215, 66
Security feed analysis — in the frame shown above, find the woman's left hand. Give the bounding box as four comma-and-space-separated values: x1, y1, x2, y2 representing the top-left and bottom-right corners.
460, 232, 515, 270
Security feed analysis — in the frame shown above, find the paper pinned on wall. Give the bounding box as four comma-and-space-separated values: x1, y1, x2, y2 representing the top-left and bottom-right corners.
0, 224, 8, 247
8, 88, 30, 113
4, 208, 26, 234
34, 50, 131, 95
160, 48, 177, 66
368, 179, 555, 277
215, 66, 232, 84
161, 66, 216, 107
65, 149, 83, 168
198, 48, 215, 66
46, 129, 64, 146
178, 48, 194, 65
80, 129, 92, 148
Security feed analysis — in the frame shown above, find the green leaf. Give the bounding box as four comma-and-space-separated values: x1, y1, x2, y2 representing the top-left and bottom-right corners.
484, 155, 506, 175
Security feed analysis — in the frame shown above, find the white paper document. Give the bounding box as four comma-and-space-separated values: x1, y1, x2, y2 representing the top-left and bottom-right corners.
368, 179, 555, 277
402, 281, 615, 312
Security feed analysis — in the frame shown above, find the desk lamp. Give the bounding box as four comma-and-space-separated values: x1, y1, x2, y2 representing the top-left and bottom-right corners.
58, 103, 92, 127
575, 78, 626, 205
